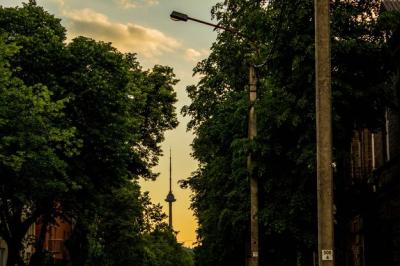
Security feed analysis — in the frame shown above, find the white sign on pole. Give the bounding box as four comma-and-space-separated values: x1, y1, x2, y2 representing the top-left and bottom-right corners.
322, 250, 333, 261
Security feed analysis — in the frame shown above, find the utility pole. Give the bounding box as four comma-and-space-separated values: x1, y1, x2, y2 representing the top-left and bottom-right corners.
248, 64, 259, 266
315, 0, 334, 265
169, 11, 261, 265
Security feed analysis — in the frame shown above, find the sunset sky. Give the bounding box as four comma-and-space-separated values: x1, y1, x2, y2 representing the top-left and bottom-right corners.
0, 0, 219, 247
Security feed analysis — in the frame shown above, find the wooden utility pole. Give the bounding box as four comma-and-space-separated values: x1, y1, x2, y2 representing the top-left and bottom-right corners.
315, 0, 334, 265
248, 64, 259, 266
169, 11, 262, 265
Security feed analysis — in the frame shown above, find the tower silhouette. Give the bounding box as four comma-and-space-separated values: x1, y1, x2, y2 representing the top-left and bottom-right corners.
165, 149, 176, 228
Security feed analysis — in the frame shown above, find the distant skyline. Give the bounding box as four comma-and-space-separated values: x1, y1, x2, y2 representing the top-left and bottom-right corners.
0, 0, 219, 247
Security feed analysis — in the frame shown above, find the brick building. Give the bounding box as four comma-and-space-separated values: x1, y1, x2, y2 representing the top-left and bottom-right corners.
35, 217, 73, 263
0, 218, 72, 265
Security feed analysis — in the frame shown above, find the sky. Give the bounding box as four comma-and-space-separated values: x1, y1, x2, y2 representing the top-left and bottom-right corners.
0, 0, 219, 247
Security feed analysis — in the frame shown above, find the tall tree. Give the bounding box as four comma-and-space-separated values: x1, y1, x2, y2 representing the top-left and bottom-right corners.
0, 34, 78, 266
0, 2, 181, 265
60, 36, 179, 265
182, 0, 392, 265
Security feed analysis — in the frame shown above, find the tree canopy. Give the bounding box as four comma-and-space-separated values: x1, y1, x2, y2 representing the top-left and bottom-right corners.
0, 2, 189, 266
182, 0, 399, 265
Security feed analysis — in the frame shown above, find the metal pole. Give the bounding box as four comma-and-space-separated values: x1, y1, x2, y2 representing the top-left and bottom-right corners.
248, 64, 259, 266
187, 17, 246, 39
315, 0, 334, 265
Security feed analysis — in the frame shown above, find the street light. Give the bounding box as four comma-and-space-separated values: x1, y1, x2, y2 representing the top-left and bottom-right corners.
170, 11, 245, 38
170, 11, 188, 21
170, 11, 260, 266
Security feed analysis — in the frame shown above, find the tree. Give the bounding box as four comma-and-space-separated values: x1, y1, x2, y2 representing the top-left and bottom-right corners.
0, 2, 181, 265
142, 226, 195, 266
80, 182, 145, 266
182, 0, 393, 265
0, 1, 66, 91
0, 34, 78, 266
61, 36, 179, 265
0, 3, 81, 265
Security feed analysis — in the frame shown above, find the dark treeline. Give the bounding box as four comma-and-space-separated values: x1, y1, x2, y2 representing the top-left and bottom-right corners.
182, 0, 400, 265
0, 1, 193, 266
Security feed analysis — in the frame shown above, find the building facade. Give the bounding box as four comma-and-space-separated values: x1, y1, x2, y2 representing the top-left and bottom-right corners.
0, 218, 72, 265
36, 217, 73, 262
346, 111, 400, 266
0, 237, 7, 266
343, 2, 400, 265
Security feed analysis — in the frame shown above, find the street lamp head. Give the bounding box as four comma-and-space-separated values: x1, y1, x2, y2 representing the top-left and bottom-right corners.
170, 11, 188, 22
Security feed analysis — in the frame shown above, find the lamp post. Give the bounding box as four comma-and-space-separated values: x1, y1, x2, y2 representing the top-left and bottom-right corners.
170, 11, 260, 266
170, 11, 244, 37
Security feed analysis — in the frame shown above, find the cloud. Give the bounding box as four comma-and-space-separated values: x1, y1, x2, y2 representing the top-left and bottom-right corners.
117, 0, 159, 9
54, 0, 65, 6
42, 0, 65, 8
46, 0, 64, 5
63, 9, 181, 58
185, 48, 209, 62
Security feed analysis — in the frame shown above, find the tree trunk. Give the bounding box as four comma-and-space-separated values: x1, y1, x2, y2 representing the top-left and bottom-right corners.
65, 218, 89, 266
28, 217, 49, 266
6, 240, 26, 266
6, 248, 18, 266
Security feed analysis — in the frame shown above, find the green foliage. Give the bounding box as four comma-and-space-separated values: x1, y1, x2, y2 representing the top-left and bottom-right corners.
0, 2, 182, 266
142, 227, 195, 266
81, 182, 144, 266
0, 32, 78, 266
182, 0, 397, 265
0, 1, 66, 88
60, 37, 179, 265
79, 184, 192, 266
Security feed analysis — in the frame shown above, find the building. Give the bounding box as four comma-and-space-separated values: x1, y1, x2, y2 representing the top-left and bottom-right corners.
346, 116, 400, 265
36, 217, 72, 262
0, 237, 7, 266
344, 2, 400, 265
0, 217, 72, 265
